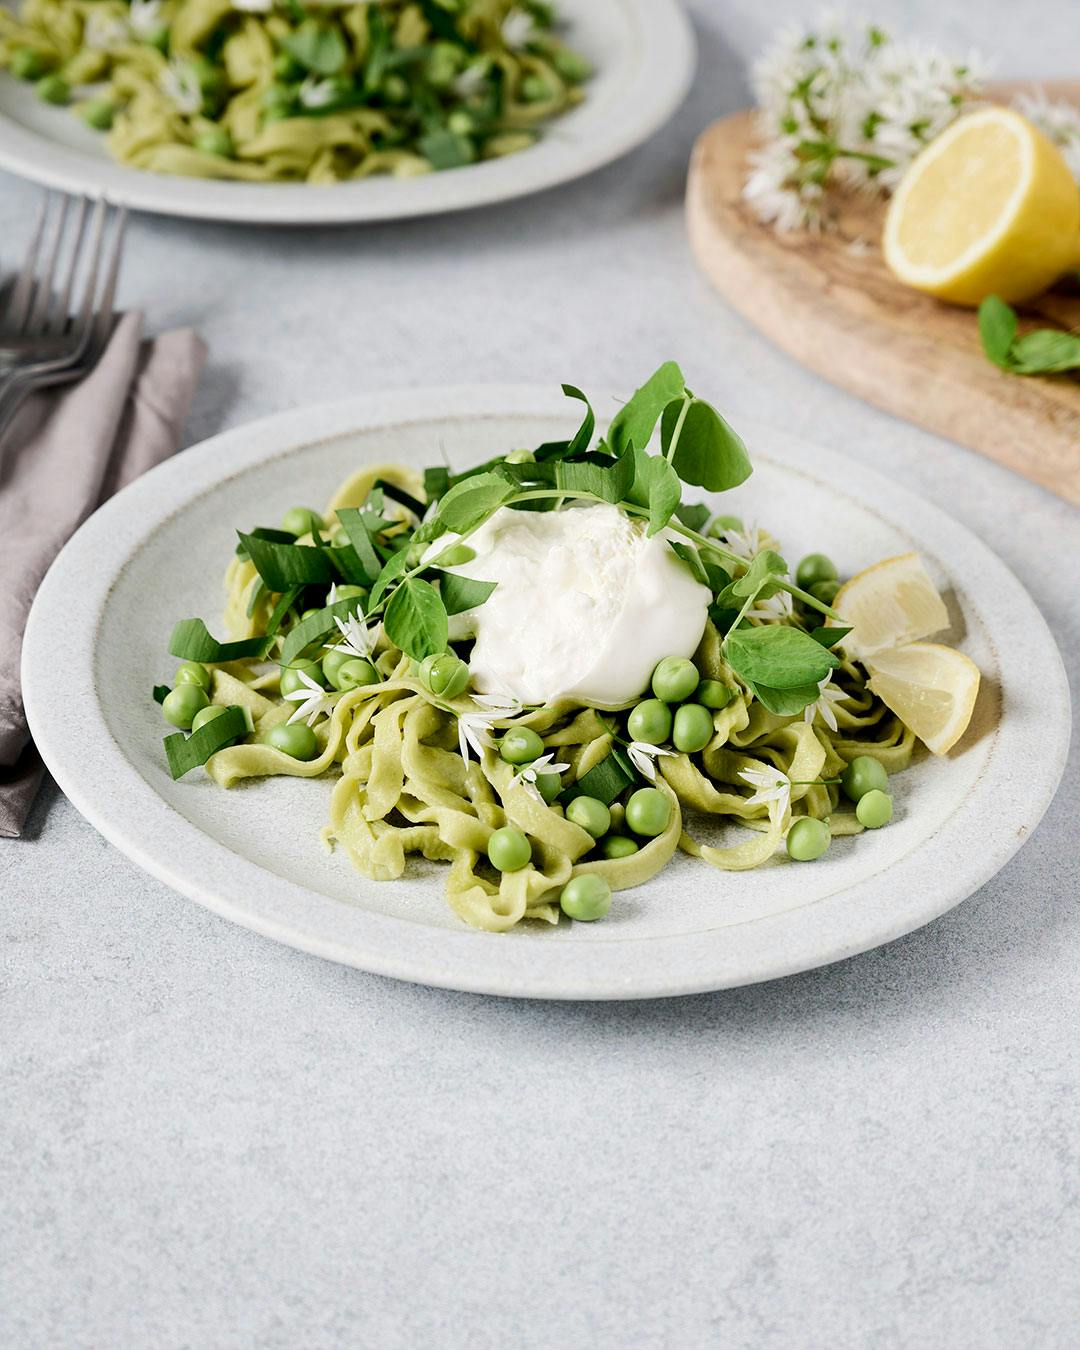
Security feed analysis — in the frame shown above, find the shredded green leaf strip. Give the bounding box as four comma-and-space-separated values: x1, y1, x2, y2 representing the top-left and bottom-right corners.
163, 706, 252, 780
335, 507, 383, 584
383, 577, 448, 660
554, 451, 634, 503
279, 596, 369, 667
235, 527, 296, 561
560, 383, 596, 457
373, 478, 426, 519
169, 618, 273, 664
238, 531, 336, 593
562, 748, 636, 806
266, 586, 301, 638
152, 684, 170, 705
423, 465, 451, 502
439, 572, 497, 617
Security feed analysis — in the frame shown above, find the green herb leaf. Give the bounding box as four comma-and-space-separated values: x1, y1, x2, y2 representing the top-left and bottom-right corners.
674, 501, 711, 532
373, 478, 426, 519
628, 449, 682, 536
246, 577, 268, 619
1010, 328, 1080, 374
169, 618, 272, 664
418, 128, 476, 169
978, 295, 1018, 369
439, 572, 497, 616
724, 625, 839, 690
279, 596, 367, 667
163, 705, 252, 780
810, 625, 852, 648
435, 472, 515, 533
423, 465, 451, 501
384, 577, 448, 660
668, 540, 709, 587
554, 451, 634, 503
661, 397, 752, 493
237, 531, 336, 593
335, 507, 382, 584
281, 18, 348, 75
747, 680, 821, 716
152, 684, 170, 705
266, 586, 301, 637
235, 527, 296, 561
562, 748, 635, 806
561, 383, 595, 456
368, 547, 412, 609
607, 361, 687, 455
731, 549, 788, 600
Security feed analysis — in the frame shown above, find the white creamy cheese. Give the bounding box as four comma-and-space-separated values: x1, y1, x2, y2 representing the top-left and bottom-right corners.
425, 503, 711, 706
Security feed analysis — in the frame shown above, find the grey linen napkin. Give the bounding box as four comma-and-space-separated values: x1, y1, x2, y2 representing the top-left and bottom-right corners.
0, 312, 207, 837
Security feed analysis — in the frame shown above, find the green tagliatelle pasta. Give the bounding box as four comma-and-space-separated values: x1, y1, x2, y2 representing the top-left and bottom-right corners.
157, 449, 919, 933
0, 0, 590, 183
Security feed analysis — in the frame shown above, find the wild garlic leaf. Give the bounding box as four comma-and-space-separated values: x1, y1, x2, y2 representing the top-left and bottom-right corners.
373, 478, 426, 519
607, 361, 687, 455
1010, 329, 1080, 374
724, 625, 839, 690
237, 531, 336, 593
164, 705, 252, 780
266, 586, 301, 637
335, 507, 382, 583
731, 548, 788, 599
747, 680, 821, 716
661, 398, 753, 492
384, 577, 448, 661
423, 465, 451, 502
234, 527, 296, 561
280, 597, 369, 667
440, 572, 497, 617
978, 295, 1018, 369
169, 618, 273, 663
562, 748, 636, 806
436, 472, 515, 533
669, 540, 709, 586
282, 19, 348, 75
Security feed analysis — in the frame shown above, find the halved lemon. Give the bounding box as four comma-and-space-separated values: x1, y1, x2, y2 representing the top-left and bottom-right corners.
864, 643, 981, 755
883, 107, 1080, 306
834, 553, 949, 660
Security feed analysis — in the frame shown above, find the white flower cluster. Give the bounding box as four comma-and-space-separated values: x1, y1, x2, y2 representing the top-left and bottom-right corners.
744, 15, 990, 231
1013, 91, 1080, 185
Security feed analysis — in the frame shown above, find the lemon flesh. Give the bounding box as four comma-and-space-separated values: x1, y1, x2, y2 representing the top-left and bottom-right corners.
864, 643, 981, 756
883, 107, 1080, 306
834, 552, 949, 660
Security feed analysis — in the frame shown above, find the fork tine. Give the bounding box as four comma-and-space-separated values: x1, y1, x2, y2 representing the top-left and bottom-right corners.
24, 194, 71, 336
88, 204, 127, 353
43, 196, 89, 337
66, 197, 108, 351
5, 193, 50, 332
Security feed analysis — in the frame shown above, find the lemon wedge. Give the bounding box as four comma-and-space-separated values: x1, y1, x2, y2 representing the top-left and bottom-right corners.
834, 552, 949, 660
864, 643, 981, 756
883, 107, 1080, 306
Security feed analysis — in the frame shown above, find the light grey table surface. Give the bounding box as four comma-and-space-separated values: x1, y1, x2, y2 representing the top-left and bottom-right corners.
3, 2, 1079, 1346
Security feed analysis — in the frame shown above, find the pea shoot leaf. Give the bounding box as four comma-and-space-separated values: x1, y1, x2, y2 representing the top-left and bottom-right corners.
627, 449, 682, 536
723, 625, 839, 690
1010, 329, 1080, 374
810, 625, 852, 648
674, 501, 711, 532
384, 577, 448, 660
731, 549, 788, 600
607, 361, 687, 455
439, 572, 497, 616
668, 540, 709, 587
553, 451, 634, 503
279, 596, 368, 667
978, 295, 1018, 370
368, 547, 412, 609
238, 531, 336, 593
746, 680, 821, 716
281, 18, 348, 75
661, 397, 752, 493
435, 472, 515, 533
169, 618, 272, 664
163, 705, 252, 780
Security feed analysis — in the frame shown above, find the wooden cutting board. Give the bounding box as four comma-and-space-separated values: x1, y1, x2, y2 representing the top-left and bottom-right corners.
686, 83, 1080, 506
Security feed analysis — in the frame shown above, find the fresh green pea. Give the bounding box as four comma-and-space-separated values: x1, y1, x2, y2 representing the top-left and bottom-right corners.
299, 608, 321, 623
263, 722, 319, 760
195, 127, 234, 158
500, 727, 544, 765
627, 698, 672, 746
566, 796, 610, 839
708, 514, 743, 538
191, 704, 230, 734
280, 659, 325, 697
504, 449, 534, 464
427, 41, 464, 87
856, 789, 893, 829
35, 74, 70, 105
280, 506, 322, 538
162, 684, 209, 730
625, 787, 671, 838
841, 755, 888, 803
810, 579, 841, 605
434, 543, 476, 567
599, 835, 638, 860
535, 771, 562, 804
553, 49, 593, 82
79, 98, 115, 130
487, 826, 531, 872
447, 109, 475, 136
697, 679, 733, 710
334, 584, 367, 603
796, 553, 839, 589
174, 661, 212, 692
520, 74, 552, 102
10, 47, 49, 80
786, 816, 831, 862
419, 652, 470, 699
337, 659, 379, 690
382, 73, 409, 103
673, 703, 713, 754
321, 649, 353, 690
651, 655, 699, 703
559, 874, 611, 921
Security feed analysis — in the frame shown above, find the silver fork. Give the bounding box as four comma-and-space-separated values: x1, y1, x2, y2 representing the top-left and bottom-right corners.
0, 197, 127, 446
0, 194, 90, 363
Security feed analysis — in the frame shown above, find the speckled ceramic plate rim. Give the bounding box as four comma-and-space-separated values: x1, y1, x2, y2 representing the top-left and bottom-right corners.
0, 0, 694, 224
22, 387, 1071, 998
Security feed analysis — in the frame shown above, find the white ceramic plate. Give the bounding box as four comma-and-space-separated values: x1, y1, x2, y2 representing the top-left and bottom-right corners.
22, 387, 1071, 998
0, 0, 693, 224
